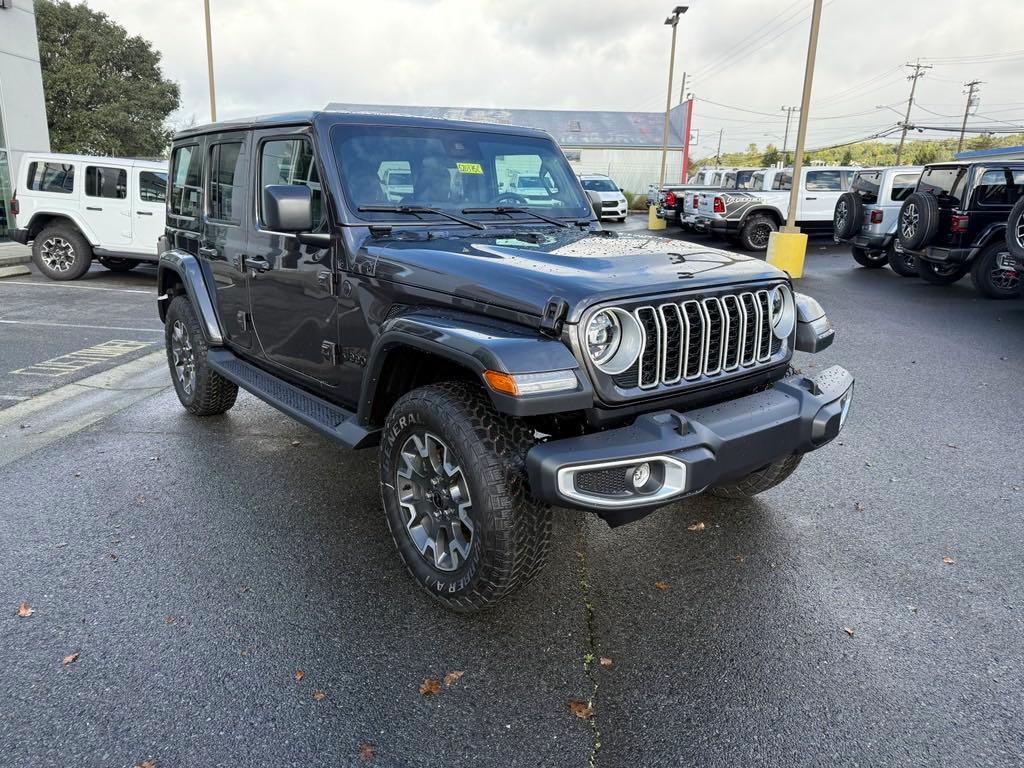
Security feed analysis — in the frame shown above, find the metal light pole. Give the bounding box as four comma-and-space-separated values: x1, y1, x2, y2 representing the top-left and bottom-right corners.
783, 0, 823, 232
658, 6, 688, 190
204, 0, 218, 122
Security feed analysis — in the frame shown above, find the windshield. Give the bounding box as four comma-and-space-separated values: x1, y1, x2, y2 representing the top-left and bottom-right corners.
331, 125, 590, 221
581, 178, 618, 192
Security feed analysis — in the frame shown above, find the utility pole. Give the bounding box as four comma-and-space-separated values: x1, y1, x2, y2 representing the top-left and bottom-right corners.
658, 6, 688, 190
780, 106, 799, 164
204, 0, 218, 122
678, 72, 688, 105
783, 0, 823, 232
715, 128, 723, 166
958, 80, 982, 153
896, 59, 931, 164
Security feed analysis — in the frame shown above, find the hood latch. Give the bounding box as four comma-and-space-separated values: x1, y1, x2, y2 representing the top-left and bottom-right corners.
540, 296, 569, 338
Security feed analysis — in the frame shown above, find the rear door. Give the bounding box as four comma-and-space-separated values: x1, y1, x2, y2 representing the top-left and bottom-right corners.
81, 163, 132, 247
131, 166, 168, 256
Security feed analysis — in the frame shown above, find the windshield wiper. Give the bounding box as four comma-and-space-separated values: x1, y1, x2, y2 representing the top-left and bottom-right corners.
358, 204, 487, 230
461, 206, 571, 229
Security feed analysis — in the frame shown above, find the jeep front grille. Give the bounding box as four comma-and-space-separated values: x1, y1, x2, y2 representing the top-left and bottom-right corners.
617, 290, 783, 390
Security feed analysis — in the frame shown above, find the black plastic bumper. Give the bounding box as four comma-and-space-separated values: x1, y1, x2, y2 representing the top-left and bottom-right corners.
526, 366, 854, 525
11, 228, 29, 245
708, 219, 737, 235
914, 245, 973, 264
840, 232, 891, 251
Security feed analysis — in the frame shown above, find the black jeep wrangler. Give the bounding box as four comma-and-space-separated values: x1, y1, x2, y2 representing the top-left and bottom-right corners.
897, 161, 1024, 299
156, 112, 853, 611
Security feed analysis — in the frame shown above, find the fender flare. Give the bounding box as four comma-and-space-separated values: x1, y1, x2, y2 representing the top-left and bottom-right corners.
738, 205, 783, 228
971, 222, 1007, 256
156, 249, 224, 345
24, 211, 100, 246
359, 310, 593, 420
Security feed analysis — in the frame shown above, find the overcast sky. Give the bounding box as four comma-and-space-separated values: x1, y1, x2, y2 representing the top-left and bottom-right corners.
78, 0, 1024, 154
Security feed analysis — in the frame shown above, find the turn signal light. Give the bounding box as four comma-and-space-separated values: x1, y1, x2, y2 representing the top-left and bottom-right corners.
713, 196, 725, 214
483, 369, 578, 397
692, 194, 699, 209
664, 191, 677, 208
951, 214, 969, 234
870, 210, 883, 224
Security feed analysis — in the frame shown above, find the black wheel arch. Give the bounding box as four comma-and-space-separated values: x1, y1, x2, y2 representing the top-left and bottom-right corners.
156, 250, 225, 345
739, 206, 783, 228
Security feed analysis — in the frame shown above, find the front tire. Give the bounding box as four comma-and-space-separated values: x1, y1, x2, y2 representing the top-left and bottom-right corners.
379, 382, 552, 612
31, 224, 92, 280
917, 259, 969, 285
164, 296, 238, 416
710, 454, 803, 499
739, 214, 777, 251
851, 246, 887, 268
969, 242, 1022, 299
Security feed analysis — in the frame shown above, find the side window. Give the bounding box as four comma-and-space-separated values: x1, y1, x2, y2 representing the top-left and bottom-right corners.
259, 138, 323, 229
805, 170, 843, 192
772, 173, 792, 191
169, 145, 204, 220
890, 173, 919, 202
27, 161, 75, 194
139, 171, 167, 204
208, 142, 244, 224
85, 166, 127, 199
975, 168, 1011, 207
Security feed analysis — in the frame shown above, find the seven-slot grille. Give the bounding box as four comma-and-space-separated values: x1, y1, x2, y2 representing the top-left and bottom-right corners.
617, 289, 783, 390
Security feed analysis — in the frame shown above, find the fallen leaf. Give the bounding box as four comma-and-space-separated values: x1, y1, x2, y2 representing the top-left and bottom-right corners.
843, 627, 855, 637
946, 443, 958, 449
568, 699, 594, 720
358, 743, 376, 761
312, 690, 326, 701
74, 472, 81, 478
599, 657, 613, 668
135, 761, 156, 768
734, 554, 745, 563
854, 502, 865, 512
943, 556, 955, 565
654, 581, 669, 591
687, 521, 705, 531
290, 440, 301, 447
17, 601, 33, 618
62, 652, 80, 666
239, 649, 249, 657
419, 677, 441, 696
164, 616, 176, 625
294, 670, 305, 682
134, 494, 145, 505
443, 670, 464, 687
109, 553, 118, 561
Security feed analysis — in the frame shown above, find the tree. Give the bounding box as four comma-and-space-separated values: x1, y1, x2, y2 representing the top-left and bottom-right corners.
761, 144, 780, 166
36, 0, 180, 157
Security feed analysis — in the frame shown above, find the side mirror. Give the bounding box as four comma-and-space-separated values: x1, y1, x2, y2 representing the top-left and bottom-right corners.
585, 189, 602, 218
263, 184, 313, 232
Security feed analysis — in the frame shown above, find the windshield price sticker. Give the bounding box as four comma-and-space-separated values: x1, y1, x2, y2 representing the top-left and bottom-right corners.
457, 162, 484, 175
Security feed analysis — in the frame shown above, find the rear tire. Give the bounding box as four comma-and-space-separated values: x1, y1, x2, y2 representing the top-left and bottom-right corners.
917, 259, 969, 285
164, 295, 238, 416
710, 454, 803, 499
897, 193, 939, 251
379, 382, 552, 612
969, 242, 1022, 299
833, 193, 862, 240
887, 243, 918, 277
1007, 197, 1024, 260
851, 246, 887, 268
98, 257, 138, 273
31, 224, 92, 281
739, 214, 777, 251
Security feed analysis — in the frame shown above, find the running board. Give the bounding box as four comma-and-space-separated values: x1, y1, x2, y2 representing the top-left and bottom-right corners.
207, 348, 379, 449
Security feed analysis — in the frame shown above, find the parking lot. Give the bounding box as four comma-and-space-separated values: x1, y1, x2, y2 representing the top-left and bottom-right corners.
2, 222, 1023, 767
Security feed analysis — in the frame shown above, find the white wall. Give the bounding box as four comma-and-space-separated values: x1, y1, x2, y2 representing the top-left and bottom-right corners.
566, 148, 687, 196
0, 0, 50, 178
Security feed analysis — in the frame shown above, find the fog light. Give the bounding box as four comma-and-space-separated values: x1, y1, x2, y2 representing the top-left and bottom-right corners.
631, 462, 651, 489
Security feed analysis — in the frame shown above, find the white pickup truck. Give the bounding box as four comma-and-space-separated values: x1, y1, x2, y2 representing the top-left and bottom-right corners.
696, 166, 857, 250
657, 167, 740, 229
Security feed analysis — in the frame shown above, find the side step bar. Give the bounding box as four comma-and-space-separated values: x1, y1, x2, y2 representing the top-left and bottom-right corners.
207, 348, 379, 449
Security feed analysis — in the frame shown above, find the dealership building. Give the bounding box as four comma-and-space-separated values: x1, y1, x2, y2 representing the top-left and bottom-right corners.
0, 0, 50, 241
325, 101, 693, 195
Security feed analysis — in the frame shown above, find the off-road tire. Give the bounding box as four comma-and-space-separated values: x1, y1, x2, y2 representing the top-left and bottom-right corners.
710, 454, 803, 499
970, 241, 1022, 299
833, 192, 862, 240
98, 257, 139, 273
917, 259, 969, 286
379, 382, 552, 612
851, 246, 887, 268
1006, 197, 1024, 260
739, 214, 777, 251
887, 243, 918, 277
164, 295, 238, 416
897, 193, 939, 251
31, 224, 92, 281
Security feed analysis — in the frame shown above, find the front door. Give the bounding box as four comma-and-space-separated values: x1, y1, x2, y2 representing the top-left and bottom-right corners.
798, 169, 848, 228
81, 163, 133, 247
246, 129, 340, 387
131, 166, 168, 256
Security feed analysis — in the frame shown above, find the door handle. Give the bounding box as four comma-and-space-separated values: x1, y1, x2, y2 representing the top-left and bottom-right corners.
246, 256, 271, 273
804, 196, 818, 200
86, 206, 103, 211
136, 211, 153, 216
198, 246, 218, 258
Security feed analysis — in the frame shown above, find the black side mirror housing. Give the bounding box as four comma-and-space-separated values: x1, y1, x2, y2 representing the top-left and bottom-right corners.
263, 184, 313, 232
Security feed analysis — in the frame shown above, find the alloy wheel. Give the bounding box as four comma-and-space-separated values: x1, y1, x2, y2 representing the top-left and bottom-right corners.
170, 320, 196, 397
40, 237, 75, 272
395, 431, 474, 572
751, 224, 771, 249
835, 200, 848, 232
1015, 215, 1024, 251
900, 205, 919, 240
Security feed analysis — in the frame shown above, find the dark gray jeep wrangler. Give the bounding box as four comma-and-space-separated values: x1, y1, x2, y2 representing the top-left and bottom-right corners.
156, 111, 853, 611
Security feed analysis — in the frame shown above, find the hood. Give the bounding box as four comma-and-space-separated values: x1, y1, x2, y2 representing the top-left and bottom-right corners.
354, 229, 783, 323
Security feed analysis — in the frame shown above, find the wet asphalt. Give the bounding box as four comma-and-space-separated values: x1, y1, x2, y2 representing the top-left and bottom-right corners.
1, 220, 1023, 767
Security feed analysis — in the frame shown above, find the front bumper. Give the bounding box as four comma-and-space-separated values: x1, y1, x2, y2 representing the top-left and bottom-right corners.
526, 365, 854, 525
11, 228, 29, 245
600, 202, 628, 219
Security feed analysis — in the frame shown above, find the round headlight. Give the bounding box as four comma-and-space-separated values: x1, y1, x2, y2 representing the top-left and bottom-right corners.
585, 308, 643, 374
770, 284, 796, 340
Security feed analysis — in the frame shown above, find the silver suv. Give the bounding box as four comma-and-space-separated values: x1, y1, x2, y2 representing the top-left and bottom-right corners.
833, 166, 922, 276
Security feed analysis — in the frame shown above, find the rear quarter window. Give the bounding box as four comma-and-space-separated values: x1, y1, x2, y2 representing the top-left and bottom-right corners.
27, 162, 75, 194
974, 167, 1024, 208
851, 172, 880, 204
918, 167, 966, 207
889, 173, 919, 202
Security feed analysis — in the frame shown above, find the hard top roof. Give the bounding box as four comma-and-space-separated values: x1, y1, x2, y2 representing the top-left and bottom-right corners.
18, 152, 166, 169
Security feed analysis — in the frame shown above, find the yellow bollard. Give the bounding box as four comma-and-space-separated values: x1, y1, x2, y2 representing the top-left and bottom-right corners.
765, 229, 807, 279
648, 204, 666, 231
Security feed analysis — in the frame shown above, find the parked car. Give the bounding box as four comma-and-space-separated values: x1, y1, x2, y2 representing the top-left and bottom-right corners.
156, 111, 854, 611
832, 166, 922, 275
897, 161, 1024, 298
579, 173, 628, 222
1007, 196, 1024, 272
10, 152, 168, 280
657, 167, 736, 228
694, 168, 786, 236
696, 166, 857, 251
